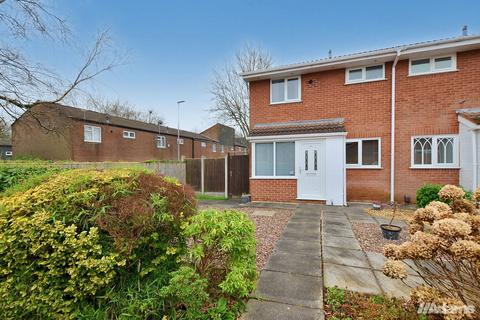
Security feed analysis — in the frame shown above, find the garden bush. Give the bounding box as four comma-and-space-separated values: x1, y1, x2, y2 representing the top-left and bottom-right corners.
383, 184, 480, 319
0, 168, 256, 319
416, 183, 443, 207
0, 165, 61, 193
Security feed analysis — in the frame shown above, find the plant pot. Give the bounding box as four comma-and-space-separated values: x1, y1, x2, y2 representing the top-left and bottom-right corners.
380, 224, 402, 240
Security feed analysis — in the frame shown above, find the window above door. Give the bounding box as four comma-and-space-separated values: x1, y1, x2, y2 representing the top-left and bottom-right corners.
270, 76, 301, 104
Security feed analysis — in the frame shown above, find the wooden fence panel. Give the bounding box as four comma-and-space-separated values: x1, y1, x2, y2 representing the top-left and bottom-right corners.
228, 154, 249, 196
204, 158, 225, 192
185, 159, 201, 191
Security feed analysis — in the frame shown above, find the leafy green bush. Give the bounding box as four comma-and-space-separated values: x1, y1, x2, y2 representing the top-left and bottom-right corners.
416, 184, 443, 207
0, 165, 61, 192
161, 209, 257, 319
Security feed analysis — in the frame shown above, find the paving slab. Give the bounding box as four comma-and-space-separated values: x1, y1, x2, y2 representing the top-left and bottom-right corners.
284, 221, 320, 234
275, 238, 321, 256
264, 251, 322, 277
366, 252, 419, 276
324, 219, 351, 228
289, 215, 321, 223
242, 300, 324, 320
324, 263, 382, 295
323, 235, 361, 250
294, 211, 322, 219
256, 270, 323, 309
323, 224, 355, 238
323, 246, 370, 268
282, 228, 321, 241
373, 271, 424, 298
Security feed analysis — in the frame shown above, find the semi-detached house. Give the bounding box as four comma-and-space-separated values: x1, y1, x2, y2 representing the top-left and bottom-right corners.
242, 35, 480, 205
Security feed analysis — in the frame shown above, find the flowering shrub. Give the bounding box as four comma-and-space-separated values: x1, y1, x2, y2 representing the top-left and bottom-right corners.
383, 184, 480, 319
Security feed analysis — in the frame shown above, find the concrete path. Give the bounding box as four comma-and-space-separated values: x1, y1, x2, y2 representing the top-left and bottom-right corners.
242, 205, 325, 320
322, 205, 422, 298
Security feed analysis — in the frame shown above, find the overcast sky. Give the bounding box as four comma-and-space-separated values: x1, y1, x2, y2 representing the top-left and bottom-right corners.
23, 0, 480, 132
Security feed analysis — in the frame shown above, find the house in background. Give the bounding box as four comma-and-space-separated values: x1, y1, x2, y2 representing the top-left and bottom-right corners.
12, 103, 226, 161
242, 34, 480, 205
201, 123, 248, 154
0, 137, 12, 159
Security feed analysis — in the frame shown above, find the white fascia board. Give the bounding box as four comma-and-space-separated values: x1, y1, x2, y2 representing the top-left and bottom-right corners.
247, 132, 348, 142
458, 115, 480, 130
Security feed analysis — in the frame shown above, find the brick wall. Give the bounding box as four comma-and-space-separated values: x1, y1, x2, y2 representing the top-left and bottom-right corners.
250, 179, 297, 202
249, 49, 480, 203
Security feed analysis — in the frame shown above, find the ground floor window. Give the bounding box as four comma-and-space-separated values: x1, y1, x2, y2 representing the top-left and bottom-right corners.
346, 138, 380, 168
84, 125, 101, 143
411, 135, 458, 168
254, 141, 295, 177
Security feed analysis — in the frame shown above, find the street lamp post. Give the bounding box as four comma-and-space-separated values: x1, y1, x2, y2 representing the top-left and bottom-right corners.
177, 100, 185, 161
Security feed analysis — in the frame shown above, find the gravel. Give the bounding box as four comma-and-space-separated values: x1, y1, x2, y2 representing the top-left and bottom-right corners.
351, 222, 409, 253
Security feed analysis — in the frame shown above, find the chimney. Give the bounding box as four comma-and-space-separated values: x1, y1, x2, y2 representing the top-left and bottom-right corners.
462, 25, 468, 36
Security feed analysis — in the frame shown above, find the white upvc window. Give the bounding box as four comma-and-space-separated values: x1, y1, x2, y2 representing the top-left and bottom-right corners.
252, 141, 295, 178
84, 125, 101, 143
220, 145, 224, 153
177, 138, 184, 145
409, 54, 456, 76
346, 64, 385, 84
201, 141, 207, 148
346, 138, 381, 169
123, 130, 135, 139
411, 135, 459, 168
270, 76, 301, 104
157, 135, 166, 148
212, 144, 216, 152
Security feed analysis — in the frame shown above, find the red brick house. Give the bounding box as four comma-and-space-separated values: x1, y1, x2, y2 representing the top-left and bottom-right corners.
242, 35, 480, 205
201, 123, 248, 154
12, 103, 225, 161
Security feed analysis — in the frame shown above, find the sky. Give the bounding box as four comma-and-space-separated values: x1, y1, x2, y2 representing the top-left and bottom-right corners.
21, 0, 480, 132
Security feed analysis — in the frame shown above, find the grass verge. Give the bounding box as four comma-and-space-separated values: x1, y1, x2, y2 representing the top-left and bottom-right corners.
196, 194, 228, 201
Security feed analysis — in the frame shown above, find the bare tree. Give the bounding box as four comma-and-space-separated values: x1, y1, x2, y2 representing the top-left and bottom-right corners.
0, 0, 121, 129
210, 44, 272, 138
88, 96, 164, 124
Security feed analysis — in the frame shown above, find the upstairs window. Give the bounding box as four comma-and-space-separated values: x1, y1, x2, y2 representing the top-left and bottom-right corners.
221, 145, 224, 153
409, 55, 456, 76
346, 64, 385, 84
270, 77, 301, 104
411, 135, 458, 168
212, 144, 216, 152
346, 138, 380, 168
177, 138, 184, 145
157, 136, 166, 148
123, 130, 135, 139
201, 141, 207, 148
84, 125, 101, 143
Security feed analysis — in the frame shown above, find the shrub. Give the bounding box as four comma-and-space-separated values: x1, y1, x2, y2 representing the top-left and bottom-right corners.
416, 183, 443, 207
383, 184, 480, 319
0, 165, 61, 193
160, 209, 257, 319
0, 169, 197, 319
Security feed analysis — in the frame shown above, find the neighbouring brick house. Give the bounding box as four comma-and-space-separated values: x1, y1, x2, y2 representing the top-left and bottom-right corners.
242, 35, 480, 205
201, 123, 248, 154
12, 103, 225, 161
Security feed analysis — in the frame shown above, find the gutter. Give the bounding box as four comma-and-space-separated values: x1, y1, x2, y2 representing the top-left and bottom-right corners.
390, 49, 402, 203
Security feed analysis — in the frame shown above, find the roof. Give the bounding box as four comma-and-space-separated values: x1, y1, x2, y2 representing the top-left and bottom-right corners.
32, 103, 217, 142
249, 118, 346, 137
457, 108, 480, 125
242, 34, 480, 81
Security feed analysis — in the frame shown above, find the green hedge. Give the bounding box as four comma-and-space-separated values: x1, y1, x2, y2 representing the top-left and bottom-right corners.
0, 169, 256, 319
0, 165, 62, 193
416, 183, 473, 207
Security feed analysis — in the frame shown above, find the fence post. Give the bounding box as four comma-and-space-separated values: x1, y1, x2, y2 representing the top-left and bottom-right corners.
201, 157, 205, 194
224, 155, 228, 198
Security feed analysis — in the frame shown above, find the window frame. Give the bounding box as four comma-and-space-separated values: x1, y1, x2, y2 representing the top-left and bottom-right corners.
411, 135, 459, 169
408, 54, 457, 76
220, 145, 224, 153
212, 144, 216, 152
201, 141, 207, 148
270, 76, 301, 105
122, 130, 136, 139
84, 125, 102, 143
345, 64, 386, 84
251, 141, 296, 179
345, 138, 382, 169
157, 135, 166, 149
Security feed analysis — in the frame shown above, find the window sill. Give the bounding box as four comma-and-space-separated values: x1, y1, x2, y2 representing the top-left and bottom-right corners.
84, 141, 101, 144
250, 176, 297, 180
346, 166, 383, 170
408, 69, 458, 77
270, 100, 302, 106
345, 78, 387, 85
410, 166, 460, 170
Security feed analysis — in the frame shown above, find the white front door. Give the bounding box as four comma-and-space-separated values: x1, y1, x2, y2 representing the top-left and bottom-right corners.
297, 140, 325, 200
